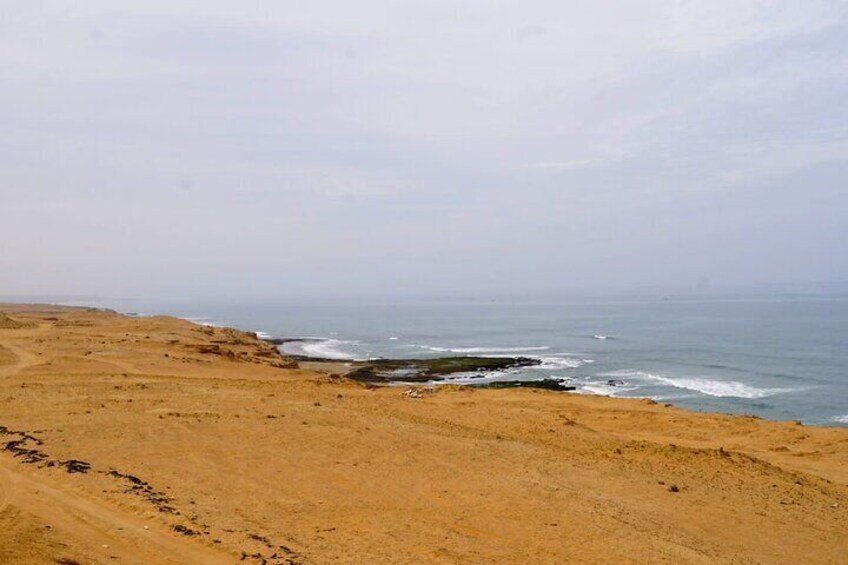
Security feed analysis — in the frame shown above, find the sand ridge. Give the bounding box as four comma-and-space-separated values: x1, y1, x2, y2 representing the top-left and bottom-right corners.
0, 304, 846, 564
0, 313, 30, 330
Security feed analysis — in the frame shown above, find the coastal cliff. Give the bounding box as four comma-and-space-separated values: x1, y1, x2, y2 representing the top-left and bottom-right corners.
1, 304, 847, 564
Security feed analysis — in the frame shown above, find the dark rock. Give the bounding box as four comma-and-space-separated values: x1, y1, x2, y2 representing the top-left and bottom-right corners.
61, 459, 91, 474
345, 356, 542, 383
475, 379, 576, 392
261, 337, 323, 346
173, 524, 201, 536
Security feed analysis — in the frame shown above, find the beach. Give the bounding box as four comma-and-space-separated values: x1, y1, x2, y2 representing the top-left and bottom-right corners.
1, 304, 847, 564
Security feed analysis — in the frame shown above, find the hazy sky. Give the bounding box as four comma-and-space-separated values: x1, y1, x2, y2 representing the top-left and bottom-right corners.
2, 1, 847, 299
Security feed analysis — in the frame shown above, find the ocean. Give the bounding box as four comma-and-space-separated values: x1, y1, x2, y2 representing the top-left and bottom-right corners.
95, 291, 848, 426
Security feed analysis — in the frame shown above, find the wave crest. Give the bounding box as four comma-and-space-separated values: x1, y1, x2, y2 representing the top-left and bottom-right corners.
300, 339, 361, 360
420, 345, 551, 354
599, 370, 797, 399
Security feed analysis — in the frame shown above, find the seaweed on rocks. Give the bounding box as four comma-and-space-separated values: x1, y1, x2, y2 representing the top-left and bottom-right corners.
345, 356, 541, 383
262, 338, 542, 384
476, 379, 576, 391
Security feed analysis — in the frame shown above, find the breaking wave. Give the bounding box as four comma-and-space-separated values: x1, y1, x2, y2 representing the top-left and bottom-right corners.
420, 345, 551, 354
530, 356, 584, 370
599, 370, 797, 399
579, 382, 640, 397
300, 339, 362, 360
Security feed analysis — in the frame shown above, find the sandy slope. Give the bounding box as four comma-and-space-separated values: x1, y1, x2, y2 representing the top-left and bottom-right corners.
0, 304, 846, 564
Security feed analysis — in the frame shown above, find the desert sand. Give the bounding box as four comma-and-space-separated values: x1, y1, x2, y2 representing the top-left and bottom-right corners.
0, 304, 846, 564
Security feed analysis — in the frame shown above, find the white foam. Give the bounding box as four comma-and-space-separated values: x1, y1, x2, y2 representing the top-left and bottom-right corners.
388, 336, 399, 340
530, 356, 583, 370
578, 382, 639, 397
421, 345, 551, 354
439, 370, 514, 384
300, 339, 362, 361
182, 316, 222, 327
578, 384, 613, 396
593, 335, 608, 340
831, 415, 848, 424
600, 369, 795, 399
255, 331, 273, 340
663, 378, 786, 399
599, 369, 660, 379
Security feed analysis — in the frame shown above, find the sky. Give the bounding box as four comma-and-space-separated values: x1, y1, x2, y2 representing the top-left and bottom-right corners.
1, 1, 847, 300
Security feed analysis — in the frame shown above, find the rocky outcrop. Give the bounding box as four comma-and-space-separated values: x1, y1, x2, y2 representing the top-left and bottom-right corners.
344, 356, 541, 383
476, 378, 576, 391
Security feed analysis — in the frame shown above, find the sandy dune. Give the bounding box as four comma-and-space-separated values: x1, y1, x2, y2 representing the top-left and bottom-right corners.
0, 304, 846, 564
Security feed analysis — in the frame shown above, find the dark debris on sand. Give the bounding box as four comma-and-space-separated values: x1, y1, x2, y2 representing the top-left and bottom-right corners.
0, 426, 91, 473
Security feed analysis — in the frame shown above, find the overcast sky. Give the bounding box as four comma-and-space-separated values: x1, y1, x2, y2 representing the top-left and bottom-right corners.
1, 1, 847, 300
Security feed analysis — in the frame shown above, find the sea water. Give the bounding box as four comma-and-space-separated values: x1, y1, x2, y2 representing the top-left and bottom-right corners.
97, 291, 848, 426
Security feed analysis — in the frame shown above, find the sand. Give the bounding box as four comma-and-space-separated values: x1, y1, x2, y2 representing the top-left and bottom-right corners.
0, 304, 846, 564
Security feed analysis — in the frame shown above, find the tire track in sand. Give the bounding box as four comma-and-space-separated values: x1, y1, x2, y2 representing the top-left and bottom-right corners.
0, 464, 234, 564
0, 327, 234, 563
0, 325, 48, 378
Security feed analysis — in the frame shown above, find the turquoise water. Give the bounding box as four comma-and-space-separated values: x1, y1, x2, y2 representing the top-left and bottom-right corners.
100, 292, 848, 426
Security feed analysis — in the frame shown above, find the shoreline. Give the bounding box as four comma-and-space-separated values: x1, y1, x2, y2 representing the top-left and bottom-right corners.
1, 303, 847, 564
37, 304, 848, 427
105, 303, 846, 427
244, 330, 848, 428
